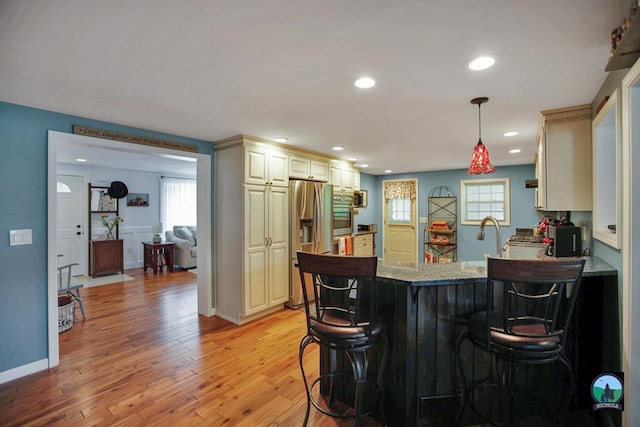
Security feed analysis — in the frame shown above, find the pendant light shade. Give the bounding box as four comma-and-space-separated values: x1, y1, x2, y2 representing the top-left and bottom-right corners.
467, 97, 496, 174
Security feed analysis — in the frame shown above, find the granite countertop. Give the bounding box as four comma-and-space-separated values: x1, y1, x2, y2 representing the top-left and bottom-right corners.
376, 256, 617, 287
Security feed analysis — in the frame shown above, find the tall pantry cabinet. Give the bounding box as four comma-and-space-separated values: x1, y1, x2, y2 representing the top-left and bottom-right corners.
214, 135, 289, 324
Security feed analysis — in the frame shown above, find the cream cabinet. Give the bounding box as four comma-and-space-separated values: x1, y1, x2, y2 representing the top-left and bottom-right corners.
535, 105, 592, 211
244, 185, 289, 314
330, 165, 359, 192
214, 135, 290, 324
352, 233, 374, 256
244, 143, 288, 187
289, 155, 329, 181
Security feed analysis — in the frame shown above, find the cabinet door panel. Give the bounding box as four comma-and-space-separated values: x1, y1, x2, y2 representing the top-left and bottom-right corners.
269, 244, 289, 305
245, 186, 267, 249
245, 147, 268, 185
289, 157, 311, 179
269, 187, 288, 246
310, 160, 329, 181
341, 169, 354, 191
269, 151, 288, 187
245, 249, 268, 314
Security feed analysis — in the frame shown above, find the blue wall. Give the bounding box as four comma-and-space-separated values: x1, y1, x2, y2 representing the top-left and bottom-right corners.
356, 165, 540, 261
0, 101, 213, 373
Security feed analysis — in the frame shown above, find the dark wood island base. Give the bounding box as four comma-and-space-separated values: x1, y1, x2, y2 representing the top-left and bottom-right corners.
339, 257, 620, 426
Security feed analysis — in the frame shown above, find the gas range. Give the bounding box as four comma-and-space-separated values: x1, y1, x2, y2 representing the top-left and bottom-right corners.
504, 228, 547, 258
507, 227, 544, 244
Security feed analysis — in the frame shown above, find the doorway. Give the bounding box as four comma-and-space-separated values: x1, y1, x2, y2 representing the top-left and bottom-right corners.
47, 130, 213, 367
382, 179, 418, 264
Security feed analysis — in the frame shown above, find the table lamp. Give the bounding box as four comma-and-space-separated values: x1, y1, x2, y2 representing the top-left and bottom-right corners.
152, 222, 163, 243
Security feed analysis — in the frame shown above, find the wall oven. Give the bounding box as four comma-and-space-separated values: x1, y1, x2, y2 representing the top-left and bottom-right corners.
332, 192, 354, 236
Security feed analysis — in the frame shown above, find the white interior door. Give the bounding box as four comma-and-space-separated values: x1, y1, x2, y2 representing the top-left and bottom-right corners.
57, 175, 85, 275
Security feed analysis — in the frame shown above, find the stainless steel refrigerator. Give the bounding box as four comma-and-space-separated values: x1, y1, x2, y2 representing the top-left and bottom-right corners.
287, 180, 333, 308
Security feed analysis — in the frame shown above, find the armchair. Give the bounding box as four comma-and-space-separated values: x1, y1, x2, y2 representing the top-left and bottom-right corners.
165, 225, 197, 269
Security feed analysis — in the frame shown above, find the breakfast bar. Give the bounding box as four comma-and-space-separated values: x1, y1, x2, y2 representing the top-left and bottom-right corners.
371, 256, 619, 426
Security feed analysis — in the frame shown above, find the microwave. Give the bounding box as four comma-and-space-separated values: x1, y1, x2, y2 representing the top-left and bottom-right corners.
332, 192, 354, 236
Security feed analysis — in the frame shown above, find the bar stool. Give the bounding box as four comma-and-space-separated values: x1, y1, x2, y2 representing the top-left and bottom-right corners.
296, 251, 388, 427
456, 257, 585, 426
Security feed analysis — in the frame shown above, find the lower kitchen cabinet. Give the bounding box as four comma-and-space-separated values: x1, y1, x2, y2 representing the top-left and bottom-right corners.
352, 233, 375, 256
243, 185, 289, 315
89, 239, 123, 277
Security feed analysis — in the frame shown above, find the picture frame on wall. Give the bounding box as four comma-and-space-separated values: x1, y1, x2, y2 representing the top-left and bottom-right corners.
126, 193, 149, 207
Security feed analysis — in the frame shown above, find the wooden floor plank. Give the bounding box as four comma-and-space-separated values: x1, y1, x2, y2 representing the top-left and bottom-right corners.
0, 269, 382, 427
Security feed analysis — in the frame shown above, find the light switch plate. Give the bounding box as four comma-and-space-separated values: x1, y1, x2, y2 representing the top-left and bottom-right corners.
9, 229, 32, 246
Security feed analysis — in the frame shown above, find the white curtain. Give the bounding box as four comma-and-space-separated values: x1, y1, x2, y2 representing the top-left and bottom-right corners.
160, 177, 197, 232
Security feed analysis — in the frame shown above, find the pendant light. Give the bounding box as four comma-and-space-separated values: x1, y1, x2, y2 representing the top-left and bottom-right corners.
467, 97, 496, 174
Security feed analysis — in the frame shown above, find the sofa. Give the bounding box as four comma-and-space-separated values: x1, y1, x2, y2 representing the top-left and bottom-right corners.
165, 225, 197, 269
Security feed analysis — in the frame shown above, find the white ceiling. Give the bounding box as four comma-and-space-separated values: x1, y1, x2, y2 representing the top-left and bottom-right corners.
0, 0, 630, 175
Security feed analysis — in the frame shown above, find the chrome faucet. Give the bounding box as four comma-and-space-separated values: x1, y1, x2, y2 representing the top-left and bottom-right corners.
477, 216, 503, 257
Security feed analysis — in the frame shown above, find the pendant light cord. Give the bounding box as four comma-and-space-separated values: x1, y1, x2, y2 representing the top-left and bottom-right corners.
478, 103, 482, 141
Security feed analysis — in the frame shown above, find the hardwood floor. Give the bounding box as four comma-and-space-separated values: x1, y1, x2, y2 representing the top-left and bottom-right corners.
0, 269, 382, 426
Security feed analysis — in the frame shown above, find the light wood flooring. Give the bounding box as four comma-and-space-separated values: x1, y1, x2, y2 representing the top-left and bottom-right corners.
0, 269, 382, 426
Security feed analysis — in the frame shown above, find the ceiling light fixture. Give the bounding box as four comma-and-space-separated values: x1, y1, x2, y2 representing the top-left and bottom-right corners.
467, 97, 496, 175
384, 169, 392, 173
332, 146, 344, 151
354, 77, 376, 89
360, 164, 369, 168
468, 56, 495, 71
75, 158, 87, 162
274, 137, 289, 143
503, 131, 518, 137
509, 149, 521, 154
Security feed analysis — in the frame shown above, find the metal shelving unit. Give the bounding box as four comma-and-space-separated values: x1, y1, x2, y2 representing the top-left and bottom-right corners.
424, 186, 457, 263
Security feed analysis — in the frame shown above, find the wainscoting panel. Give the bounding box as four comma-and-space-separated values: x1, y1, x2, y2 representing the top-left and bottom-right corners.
119, 226, 154, 270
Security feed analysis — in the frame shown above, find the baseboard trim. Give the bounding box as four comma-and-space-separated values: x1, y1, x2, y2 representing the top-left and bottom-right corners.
0, 358, 48, 385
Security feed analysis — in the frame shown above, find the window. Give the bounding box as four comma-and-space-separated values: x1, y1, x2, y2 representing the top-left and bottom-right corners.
387, 198, 411, 224
160, 177, 197, 231
460, 178, 510, 225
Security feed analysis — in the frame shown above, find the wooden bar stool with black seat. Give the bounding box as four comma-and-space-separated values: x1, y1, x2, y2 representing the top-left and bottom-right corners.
296, 251, 388, 427
456, 257, 585, 426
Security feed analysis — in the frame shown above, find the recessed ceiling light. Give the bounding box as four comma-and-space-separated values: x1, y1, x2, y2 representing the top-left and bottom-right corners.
384, 169, 392, 173
354, 76, 376, 89
348, 157, 358, 162
509, 149, 522, 154
503, 131, 518, 137
332, 146, 344, 151
274, 137, 289, 143
468, 56, 495, 71
75, 158, 87, 162
359, 164, 369, 168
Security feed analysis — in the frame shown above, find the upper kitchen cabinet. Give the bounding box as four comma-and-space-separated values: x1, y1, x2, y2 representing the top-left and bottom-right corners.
592, 92, 621, 249
244, 141, 288, 186
330, 162, 360, 192
289, 155, 329, 181
535, 104, 592, 211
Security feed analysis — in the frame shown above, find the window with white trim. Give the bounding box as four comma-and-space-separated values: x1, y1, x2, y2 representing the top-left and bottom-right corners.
460, 178, 510, 225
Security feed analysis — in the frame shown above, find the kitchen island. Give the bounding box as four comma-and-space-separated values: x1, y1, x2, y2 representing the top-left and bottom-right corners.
369, 256, 619, 426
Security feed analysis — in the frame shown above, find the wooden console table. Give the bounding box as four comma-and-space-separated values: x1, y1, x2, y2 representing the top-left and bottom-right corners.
142, 241, 175, 274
